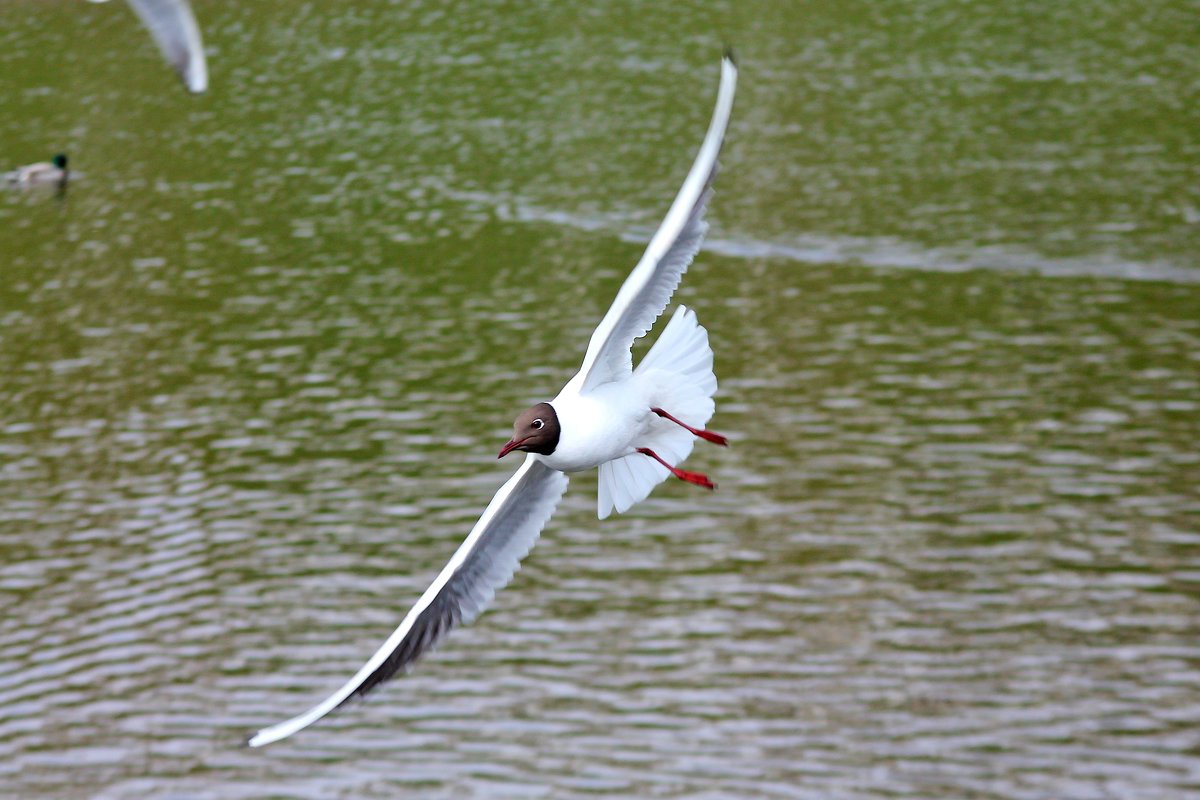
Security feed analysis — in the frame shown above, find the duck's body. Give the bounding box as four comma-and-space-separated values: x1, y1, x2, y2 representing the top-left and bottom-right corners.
5, 154, 68, 188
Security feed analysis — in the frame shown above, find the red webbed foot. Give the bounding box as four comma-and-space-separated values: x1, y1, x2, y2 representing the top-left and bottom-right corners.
636, 447, 716, 490
651, 407, 728, 446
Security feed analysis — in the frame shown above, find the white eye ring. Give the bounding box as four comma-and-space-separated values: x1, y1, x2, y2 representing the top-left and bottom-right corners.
532, 418, 544, 430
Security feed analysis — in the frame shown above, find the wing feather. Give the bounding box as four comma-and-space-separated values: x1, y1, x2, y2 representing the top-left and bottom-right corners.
125, 0, 208, 93
572, 55, 737, 393
247, 456, 568, 747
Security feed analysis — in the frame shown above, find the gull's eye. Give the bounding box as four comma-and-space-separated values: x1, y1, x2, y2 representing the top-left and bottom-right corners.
532, 418, 544, 430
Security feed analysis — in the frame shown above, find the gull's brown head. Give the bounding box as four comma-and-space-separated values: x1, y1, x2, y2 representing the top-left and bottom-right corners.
498, 402, 560, 458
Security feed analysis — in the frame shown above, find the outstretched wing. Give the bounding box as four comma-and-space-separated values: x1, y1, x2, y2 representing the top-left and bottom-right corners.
247, 456, 569, 747
571, 54, 737, 394
125, 0, 208, 93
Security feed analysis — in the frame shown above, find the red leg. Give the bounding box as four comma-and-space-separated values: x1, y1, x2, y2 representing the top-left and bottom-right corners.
637, 447, 716, 490
651, 407, 728, 446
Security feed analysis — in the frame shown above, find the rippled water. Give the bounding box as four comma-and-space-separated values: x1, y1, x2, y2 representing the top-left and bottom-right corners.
2, 1, 1198, 798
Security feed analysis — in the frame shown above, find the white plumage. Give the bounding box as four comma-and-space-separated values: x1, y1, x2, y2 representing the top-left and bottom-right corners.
90, 0, 208, 92
247, 457, 567, 748
125, 0, 208, 93
248, 54, 737, 747
595, 305, 718, 519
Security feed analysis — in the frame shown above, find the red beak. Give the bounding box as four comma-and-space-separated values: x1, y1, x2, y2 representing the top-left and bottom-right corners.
498, 438, 527, 459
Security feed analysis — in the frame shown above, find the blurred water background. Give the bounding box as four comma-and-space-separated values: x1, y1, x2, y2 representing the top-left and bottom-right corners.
1, 1, 1198, 797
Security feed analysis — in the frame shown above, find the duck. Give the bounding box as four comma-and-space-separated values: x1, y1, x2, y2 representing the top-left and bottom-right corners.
5, 154, 69, 188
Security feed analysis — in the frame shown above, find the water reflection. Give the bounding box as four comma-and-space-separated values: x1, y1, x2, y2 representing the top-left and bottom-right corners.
2, 1, 1198, 798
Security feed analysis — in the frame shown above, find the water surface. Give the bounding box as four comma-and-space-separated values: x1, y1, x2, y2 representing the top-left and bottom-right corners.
1, 1, 1198, 798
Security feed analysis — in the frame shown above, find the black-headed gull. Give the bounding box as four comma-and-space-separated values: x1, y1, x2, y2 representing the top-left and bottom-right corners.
90, 0, 208, 93
247, 53, 738, 748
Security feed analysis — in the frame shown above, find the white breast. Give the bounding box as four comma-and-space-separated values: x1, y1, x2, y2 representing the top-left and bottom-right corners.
540, 380, 653, 473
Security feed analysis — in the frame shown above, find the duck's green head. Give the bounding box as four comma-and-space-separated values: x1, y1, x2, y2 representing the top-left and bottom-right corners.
52, 153, 68, 169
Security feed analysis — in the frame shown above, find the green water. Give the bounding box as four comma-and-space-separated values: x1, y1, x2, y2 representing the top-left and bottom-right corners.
1, 1, 1198, 798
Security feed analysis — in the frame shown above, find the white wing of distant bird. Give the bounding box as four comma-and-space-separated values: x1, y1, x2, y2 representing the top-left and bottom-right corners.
126, 0, 208, 93
90, 0, 208, 93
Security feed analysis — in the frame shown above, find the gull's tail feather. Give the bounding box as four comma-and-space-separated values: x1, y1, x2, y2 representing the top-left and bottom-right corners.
597, 305, 718, 519
636, 304, 717, 401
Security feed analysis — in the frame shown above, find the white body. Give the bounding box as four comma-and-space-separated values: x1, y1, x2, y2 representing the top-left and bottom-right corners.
543, 304, 719, 518
544, 379, 652, 473
5, 162, 66, 187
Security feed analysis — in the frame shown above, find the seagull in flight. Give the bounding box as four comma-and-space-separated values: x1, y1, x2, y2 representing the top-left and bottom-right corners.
248, 52, 738, 748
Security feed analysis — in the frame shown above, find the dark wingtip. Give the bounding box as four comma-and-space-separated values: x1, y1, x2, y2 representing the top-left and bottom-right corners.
723, 46, 738, 67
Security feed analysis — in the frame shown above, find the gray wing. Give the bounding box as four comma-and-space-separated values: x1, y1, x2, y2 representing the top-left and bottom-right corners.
571, 54, 737, 394
125, 0, 208, 93
247, 456, 568, 747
